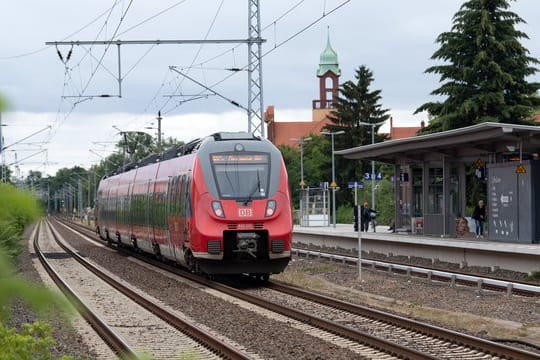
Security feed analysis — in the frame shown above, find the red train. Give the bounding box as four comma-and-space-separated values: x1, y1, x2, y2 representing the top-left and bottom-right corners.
95, 132, 292, 279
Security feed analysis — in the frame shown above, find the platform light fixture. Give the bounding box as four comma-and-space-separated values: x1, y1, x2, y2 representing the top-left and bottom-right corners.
321, 130, 345, 228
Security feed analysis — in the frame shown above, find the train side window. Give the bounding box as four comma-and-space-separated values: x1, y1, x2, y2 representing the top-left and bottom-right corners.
171, 177, 177, 216
185, 175, 192, 217
178, 175, 185, 216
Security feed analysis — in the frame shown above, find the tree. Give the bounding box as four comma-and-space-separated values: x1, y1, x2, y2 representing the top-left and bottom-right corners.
416, 0, 540, 133
0, 165, 12, 184
279, 135, 331, 210
117, 131, 156, 163
324, 65, 391, 205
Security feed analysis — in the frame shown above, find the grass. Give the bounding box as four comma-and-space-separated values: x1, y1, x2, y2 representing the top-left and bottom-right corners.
525, 270, 540, 282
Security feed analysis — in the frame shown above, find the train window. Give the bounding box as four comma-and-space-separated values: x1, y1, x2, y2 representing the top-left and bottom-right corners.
185, 175, 192, 217
210, 152, 270, 200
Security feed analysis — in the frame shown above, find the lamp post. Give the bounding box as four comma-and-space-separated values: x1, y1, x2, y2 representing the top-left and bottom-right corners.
145, 111, 163, 152
358, 120, 386, 219
321, 130, 345, 228
290, 137, 312, 227
289, 137, 312, 188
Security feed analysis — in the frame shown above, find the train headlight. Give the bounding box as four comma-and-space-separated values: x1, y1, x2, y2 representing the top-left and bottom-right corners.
265, 200, 276, 217
212, 201, 225, 218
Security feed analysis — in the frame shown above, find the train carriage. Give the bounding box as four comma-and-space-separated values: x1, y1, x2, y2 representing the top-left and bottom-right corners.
95, 132, 292, 278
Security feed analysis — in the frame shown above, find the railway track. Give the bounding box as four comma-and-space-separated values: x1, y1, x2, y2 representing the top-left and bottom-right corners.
57, 217, 540, 359
38, 219, 252, 359
258, 281, 540, 359
293, 247, 540, 297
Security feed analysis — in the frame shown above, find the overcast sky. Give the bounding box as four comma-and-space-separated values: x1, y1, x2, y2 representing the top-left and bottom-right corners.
1, 0, 539, 177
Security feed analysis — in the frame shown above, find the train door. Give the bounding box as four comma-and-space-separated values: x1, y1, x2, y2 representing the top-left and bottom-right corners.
166, 176, 181, 261
183, 174, 192, 245
145, 179, 152, 244
127, 183, 134, 239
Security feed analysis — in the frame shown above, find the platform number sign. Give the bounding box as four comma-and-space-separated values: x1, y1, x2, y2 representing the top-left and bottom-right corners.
364, 172, 382, 180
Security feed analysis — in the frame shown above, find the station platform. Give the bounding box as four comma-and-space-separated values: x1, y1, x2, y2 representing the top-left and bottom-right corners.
292, 224, 540, 274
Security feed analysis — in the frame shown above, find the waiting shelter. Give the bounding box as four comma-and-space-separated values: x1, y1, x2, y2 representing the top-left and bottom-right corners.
335, 122, 540, 243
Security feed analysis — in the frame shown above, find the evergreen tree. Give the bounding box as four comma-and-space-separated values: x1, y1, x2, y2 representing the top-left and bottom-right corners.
324, 65, 390, 204
416, 0, 540, 133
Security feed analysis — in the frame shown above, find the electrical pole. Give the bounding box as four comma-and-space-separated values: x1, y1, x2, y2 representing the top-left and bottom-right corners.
248, 0, 264, 136
78, 178, 83, 219
157, 111, 162, 152
321, 130, 345, 228
0, 111, 4, 183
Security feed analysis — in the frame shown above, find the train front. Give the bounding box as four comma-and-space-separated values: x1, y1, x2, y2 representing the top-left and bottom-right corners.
190, 132, 292, 276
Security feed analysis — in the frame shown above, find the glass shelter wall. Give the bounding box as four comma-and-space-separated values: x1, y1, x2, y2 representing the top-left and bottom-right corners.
397, 162, 464, 236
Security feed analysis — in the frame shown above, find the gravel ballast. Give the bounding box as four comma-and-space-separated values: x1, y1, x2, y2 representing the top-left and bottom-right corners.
10, 221, 540, 358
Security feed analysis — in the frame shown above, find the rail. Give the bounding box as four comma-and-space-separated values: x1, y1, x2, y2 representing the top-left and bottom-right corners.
293, 248, 540, 296
45, 218, 252, 360
33, 221, 138, 359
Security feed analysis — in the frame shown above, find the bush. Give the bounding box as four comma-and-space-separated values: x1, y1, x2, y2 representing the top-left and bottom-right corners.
0, 184, 73, 359
0, 322, 69, 360
0, 184, 42, 234
0, 184, 42, 261
0, 221, 22, 260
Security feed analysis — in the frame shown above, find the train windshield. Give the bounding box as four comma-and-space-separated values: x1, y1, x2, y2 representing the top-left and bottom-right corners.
210, 153, 270, 200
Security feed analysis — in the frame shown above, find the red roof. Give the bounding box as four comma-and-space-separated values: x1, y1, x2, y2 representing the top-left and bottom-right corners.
269, 118, 331, 148
390, 126, 420, 140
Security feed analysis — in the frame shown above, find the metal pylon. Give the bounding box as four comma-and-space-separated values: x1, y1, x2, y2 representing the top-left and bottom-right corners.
248, 0, 264, 137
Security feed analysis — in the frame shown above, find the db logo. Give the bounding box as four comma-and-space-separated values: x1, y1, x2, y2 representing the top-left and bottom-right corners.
238, 208, 253, 217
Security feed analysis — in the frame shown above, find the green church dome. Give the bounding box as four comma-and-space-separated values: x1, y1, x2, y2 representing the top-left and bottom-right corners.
317, 32, 341, 77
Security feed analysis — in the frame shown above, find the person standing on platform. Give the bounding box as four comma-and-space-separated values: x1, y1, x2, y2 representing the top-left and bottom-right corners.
472, 200, 486, 238
360, 201, 376, 232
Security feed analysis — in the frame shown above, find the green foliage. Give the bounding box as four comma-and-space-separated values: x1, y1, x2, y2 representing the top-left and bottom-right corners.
337, 204, 354, 224
0, 321, 73, 360
301, 264, 337, 273
525, 270, 540, 282
0, 165, 12, 184
0, 184, 42, 259
280, 135, 333, 208
324, 65, 391, 207
0, 184, 73, 358
345, 178, 395, 225
417, 0, 540, 133
0, 221, 22, 260
0, 253, 72, 322
0, 94, 7, 111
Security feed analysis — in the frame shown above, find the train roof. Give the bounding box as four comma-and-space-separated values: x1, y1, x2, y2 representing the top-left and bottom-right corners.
102, 132, 263, 179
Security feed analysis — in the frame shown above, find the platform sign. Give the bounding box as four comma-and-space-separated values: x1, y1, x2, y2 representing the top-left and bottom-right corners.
364, 172, 382, 180
347, 181, 364, 189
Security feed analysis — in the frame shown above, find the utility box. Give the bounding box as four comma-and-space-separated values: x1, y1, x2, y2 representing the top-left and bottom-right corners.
487, 160, 540, 243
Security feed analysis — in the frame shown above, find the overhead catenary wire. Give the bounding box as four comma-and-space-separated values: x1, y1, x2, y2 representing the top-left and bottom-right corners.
31, 1, 350, 174
0, 1, 123, 60
160, 0, 351, 116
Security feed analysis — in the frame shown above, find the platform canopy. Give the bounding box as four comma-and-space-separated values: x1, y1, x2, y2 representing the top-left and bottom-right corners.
335, 122, 540, 164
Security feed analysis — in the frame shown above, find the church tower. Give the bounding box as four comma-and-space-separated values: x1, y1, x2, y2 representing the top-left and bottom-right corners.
313, 30, 341, 110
